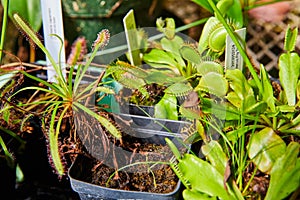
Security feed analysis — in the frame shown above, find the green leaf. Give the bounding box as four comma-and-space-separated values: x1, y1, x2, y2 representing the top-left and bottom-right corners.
260, 65, 276, 112
226, 91, 241, 108
156, 18, 176, 39
143, 49, 178, 67
95, 86, 115, 94
279, 52, 300, 106
118, 75, 145, 90
164, 82, 193, 97
202, 140, 228, 175
145, 71, 183, 85
227, 125, 261, 144
196, 61, 224, 76
176, 153, 241, 200
216, 0, 233, 15
154, 93, 178, 120
265, 142, 300, 200
161, 36, 186, 67
247, 127, 286, 173
198, 17, 221, 53
226, 69, 259, 112
226, 0, 243, 28
183, 189, 217, 200
284, 26, 298, 52
226, 69, 253, 100
201, 98, 243, 121
180, 45, 202, 65
8, 0, 42, 31
244, 101, 267, 114
192, 0, 215, 13
297, 80, 300, 103
196, 72, 228, 97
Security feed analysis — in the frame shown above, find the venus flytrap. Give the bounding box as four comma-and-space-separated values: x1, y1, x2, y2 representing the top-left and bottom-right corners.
164, 1, 300, 198
166, 138, 244, 200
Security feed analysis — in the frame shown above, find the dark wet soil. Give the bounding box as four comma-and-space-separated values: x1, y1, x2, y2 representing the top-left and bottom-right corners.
75, 113, 183, 194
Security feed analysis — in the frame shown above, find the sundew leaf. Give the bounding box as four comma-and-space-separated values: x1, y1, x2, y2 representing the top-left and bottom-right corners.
265, 142, 300, 200
95, 86, 115, 94
117, 74, 146, 90
8, 0, 42, 31
279, 52, 300, 106
247, 127, 286, 173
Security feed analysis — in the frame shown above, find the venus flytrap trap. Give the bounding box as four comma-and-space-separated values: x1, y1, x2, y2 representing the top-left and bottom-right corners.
166, 138, 244, 200
11, 14, 121, 176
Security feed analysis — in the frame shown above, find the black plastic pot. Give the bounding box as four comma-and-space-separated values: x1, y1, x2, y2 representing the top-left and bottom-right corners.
115, 113, 190, 143
69, 114, 192, 200
0, 156, 16, 198
119, 104, 155, 126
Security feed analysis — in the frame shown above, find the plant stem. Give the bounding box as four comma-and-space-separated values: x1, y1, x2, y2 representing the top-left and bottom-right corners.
29, 42, 35, 62
0, 0, 8, 62
242, 163, 258, 194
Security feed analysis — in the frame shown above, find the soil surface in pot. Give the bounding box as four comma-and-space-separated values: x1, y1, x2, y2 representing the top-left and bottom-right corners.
75, 112, 187, 194
80, 147, 179, 194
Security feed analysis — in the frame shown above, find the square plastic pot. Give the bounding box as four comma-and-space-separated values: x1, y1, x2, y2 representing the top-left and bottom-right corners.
68, 114, 192, 200
68, 155, 183, 200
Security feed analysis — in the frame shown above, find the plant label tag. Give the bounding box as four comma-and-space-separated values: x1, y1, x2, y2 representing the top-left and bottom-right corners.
123, 9, 141, 66
40, 0, 66, 82
225, 27, 246, 71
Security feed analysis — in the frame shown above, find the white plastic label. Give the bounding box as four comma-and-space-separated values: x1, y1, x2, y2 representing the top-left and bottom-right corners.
225, 28, 246, 71
123, 9, 141, 66
40, 0, 66, 82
